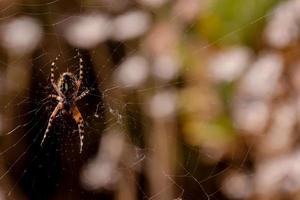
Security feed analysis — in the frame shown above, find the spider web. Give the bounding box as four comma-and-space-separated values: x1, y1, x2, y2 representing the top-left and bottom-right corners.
0, 0, 290, 200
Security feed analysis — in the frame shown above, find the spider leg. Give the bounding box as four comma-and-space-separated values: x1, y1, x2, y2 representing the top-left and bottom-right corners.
48, 94, 62, 101
71, 106, 85, 153
41, 103, 62, 146
75, 90, 89, 102
42, 94, 61, 103
50, 55, 65, 98
50, 94, 62, 101
76, 51, 84, 90
50, 57, 58, 85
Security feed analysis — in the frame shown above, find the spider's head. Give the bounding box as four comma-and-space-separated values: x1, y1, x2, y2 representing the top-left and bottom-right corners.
58, 72, 78, 98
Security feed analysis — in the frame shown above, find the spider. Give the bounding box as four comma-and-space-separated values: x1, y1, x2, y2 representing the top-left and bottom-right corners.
41, 53, 89, 153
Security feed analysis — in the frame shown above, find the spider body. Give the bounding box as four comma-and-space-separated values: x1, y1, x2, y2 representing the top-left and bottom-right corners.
58, 73, 78, 115
41, 54, 89, 153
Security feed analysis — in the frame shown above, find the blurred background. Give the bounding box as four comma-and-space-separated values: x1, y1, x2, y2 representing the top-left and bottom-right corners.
0, 0, 298, 199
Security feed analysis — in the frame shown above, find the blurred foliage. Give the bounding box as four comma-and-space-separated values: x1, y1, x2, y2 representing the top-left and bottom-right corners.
199, 0, 281, 46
